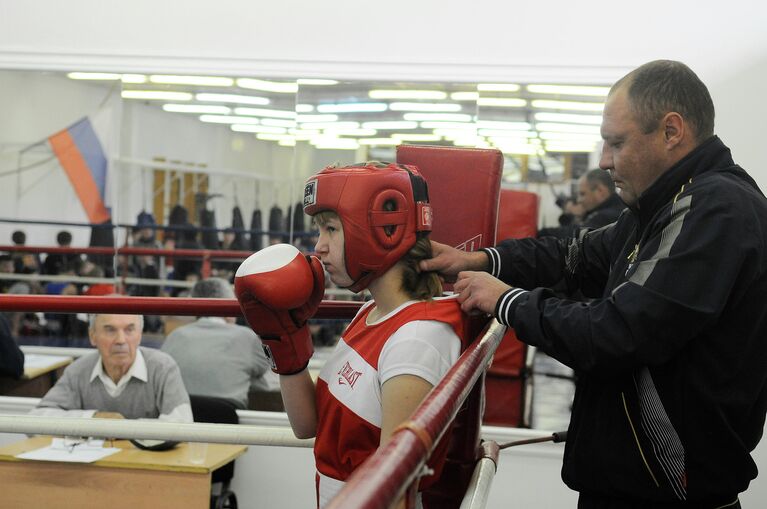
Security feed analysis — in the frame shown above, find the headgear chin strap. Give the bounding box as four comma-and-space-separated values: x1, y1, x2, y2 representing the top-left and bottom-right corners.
303, 162, 432, 293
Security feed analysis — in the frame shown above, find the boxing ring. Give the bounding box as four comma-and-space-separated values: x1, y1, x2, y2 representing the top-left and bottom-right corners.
0, 293, 512, 508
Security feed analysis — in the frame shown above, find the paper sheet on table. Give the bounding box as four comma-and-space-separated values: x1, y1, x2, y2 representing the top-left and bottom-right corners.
23, 354, 71, 370
16, 438, 121, 463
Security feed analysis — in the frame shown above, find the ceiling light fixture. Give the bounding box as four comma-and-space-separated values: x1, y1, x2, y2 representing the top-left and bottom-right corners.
163, 104, 231, 114
149, 75, 234, 87
316, 103, 388, 113
391, 133, 442, 141
419, 121, 476, 130
389, 102, 462, 112
195, 93, 270, 105
230, 124, 288, 134
67, 72, 121, 80
296, 79, 340, 85
477, 98, 527, 107
369, 90, 447, 100
199, 115, 260, 125
450, 92, 479, 101
531, 100, 604, 112
403, 113, 472, 122
534, 112, 602, 125
361, 121, 418, 130
237, 78, 298, 93
296, 104, 315, 113
121, 74, 147, 84
234, 107, 296, 119
535, 122, 601, 134
477, 120, 531, 131
297, 114, 339, 123
477, 83, 521, 92
122, 90, 193, 101
358, 138, 400, 146
527, 84, 610, 97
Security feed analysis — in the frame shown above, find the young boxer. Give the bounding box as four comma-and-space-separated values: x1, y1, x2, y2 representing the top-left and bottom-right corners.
235, 162, 471, 508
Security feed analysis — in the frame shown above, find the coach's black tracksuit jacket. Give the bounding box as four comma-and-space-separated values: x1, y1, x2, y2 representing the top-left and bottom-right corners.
486, 136, 767, 506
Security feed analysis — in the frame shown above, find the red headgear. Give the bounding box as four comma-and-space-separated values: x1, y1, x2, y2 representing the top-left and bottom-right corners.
303, 162, 433, 293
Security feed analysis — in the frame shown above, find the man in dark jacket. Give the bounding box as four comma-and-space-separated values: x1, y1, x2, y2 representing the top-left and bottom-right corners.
577, 168, 625, 229
422, 60, 767, 508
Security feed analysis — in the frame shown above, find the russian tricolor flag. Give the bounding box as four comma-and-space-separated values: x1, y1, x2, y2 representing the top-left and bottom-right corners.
48, 117, 111, 224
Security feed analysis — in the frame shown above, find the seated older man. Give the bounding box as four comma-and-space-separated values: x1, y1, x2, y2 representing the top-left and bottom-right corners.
30, 313, 192, 421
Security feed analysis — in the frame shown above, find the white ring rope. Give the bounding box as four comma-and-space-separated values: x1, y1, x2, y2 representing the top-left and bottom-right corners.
0, 415, 314, 448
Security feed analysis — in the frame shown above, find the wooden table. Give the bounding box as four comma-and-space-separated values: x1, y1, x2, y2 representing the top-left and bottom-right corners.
0, 436, 248, 509
0, 354, 72, 397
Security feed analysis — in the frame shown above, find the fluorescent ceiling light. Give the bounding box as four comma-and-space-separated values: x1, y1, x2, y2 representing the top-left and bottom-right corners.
278, 139, 296, 147
535, 122, 601, 134
297, 114, 339, 123
316, 103, 388, 113
369, 90, 447, 100
260, 118, 297, 128
311, 138, 360, 150
322, 128, 377, 137
495, 144, 539, 155
296, 79, 340, 85
527, 84, 610, 97
199, 115, 260, 125
389, 102, 462, 112
362, 121, 418, 130
196, 93, 270, 105
531, 99, 604, 112
230, 124, 288, 134
122, 90, 193, 101
296, 104, 315, 113
121, 74, 147, 84
234, 107, 296, 119
237, 78, 298, 93
476, 120, 531, 131
403, 113, 472, 122
544, 142, 599, 153
419, 121, 476, 130
477, 83, 520, 92
163, 104, 231, 114
453, 139, 490, 148
538, 132, 602, 142
477, 98, 527, 108
358, 138, 401, 146
301, 121, 360, 130
433, 129, 481, 139
450, 91, 479, 101
256, 133, 296, 141
391, 133, 442, 141
149, 75, 233, 87
480, 129, 537, 138
67, 72, 121, 80
534, 112, 602, 125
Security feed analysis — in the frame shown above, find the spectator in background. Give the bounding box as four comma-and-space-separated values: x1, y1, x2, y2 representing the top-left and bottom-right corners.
172, 224, 202, 294
576, 168, 625, 229
162, 278, 273, 409
42, 230, 82, 276
0, 313, 24, 379
539, 169, 624, 239
11, 230, 40, 275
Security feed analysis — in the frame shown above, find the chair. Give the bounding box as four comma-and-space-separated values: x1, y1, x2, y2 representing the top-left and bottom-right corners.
189, 395, 239, 509
397, 145, 503, 509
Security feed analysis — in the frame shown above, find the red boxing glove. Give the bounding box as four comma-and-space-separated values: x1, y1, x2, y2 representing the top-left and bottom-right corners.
234, 244, 325, 375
